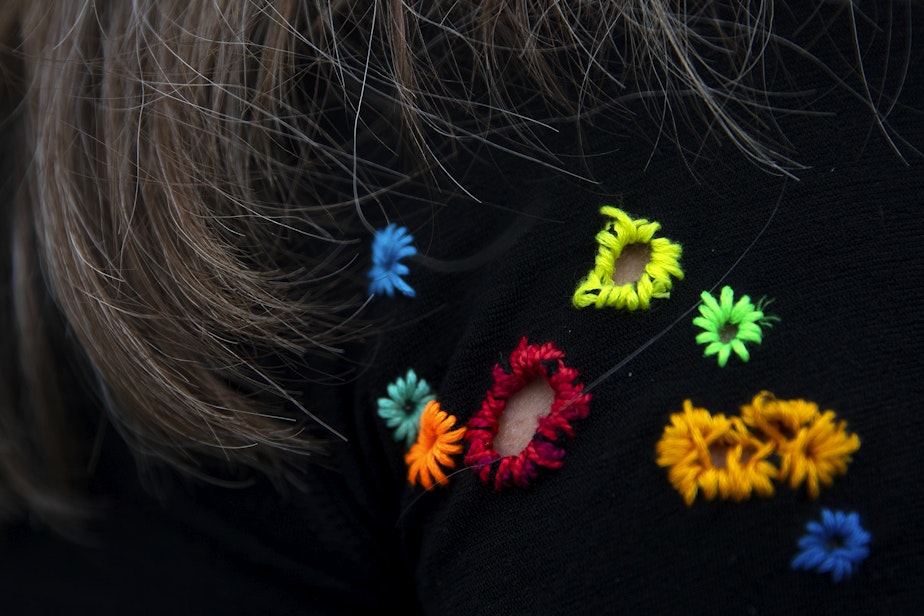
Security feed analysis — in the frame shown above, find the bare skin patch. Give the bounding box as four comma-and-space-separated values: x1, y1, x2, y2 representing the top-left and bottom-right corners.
709, 442, 754, 468
493, 379, 555, 457
610, 242, 651, 285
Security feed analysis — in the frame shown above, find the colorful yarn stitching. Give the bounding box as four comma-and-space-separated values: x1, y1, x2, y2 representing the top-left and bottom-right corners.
741, 391, 860, 499
464, 338, 592, 490
656, 392, 859, 505
792, 509, 870, 582
406, 400, 466, 489
693, 286, 778, 367
377, 369, 437, 448
572, 206, 683, 311
654, 400, 777, 506
368, 223, 417, 297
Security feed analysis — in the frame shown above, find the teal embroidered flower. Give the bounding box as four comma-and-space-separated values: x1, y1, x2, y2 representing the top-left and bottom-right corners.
693, 286, 778, 367
377, 369, 437, 447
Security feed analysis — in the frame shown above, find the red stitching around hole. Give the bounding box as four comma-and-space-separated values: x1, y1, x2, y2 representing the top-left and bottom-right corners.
464, 338, 592, 490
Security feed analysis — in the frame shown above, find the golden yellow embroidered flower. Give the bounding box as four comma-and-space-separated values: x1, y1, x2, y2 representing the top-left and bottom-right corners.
573, 206, 683, 311
777, 410, 860, 499
740, 391, 820, 442
741, 391, 859, 499
405, 400, 466, 489
655, 400, 777, 506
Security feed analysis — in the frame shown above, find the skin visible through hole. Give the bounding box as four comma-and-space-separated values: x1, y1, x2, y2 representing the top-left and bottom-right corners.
709, 442, 754, 468
611, 243, 652, 285
494, 379, 556, 457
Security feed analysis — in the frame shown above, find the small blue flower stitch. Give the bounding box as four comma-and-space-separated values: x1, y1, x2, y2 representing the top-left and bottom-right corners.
368, 223, 417, 297
377, 369, 436, 447
791, 509, 871, 582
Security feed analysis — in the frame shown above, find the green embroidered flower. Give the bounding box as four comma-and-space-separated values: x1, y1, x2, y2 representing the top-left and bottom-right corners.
693, 286, 778, 367
377, 369, 437, 447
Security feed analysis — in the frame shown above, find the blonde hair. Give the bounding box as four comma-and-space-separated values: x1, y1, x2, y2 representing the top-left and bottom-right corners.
0, 0, 905, 530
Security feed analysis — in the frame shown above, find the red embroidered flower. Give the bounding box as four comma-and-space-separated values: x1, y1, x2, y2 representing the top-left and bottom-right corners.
464, 338, 592, 489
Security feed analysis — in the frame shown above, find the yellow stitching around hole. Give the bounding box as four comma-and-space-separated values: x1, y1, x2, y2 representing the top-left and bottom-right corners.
573, 206, 683, 311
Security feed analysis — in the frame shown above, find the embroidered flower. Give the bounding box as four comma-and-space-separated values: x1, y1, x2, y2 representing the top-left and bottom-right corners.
693, 286, 777, 367
740, 391, 819, 444
406, 401, 466, 489
779, 410, 860, 499
464, 338, 591, 490
377, 369, 437, 447
741, 392, 860, 499
368, 223, 417, 297
656, 400, 777, 506
572, 206, 683, 311
792, 509, 870, 582
658, 393, 860, 505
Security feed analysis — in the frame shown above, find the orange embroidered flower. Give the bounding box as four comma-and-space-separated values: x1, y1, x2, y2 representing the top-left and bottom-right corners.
740, 391, 819, 443
406, 401, 466, 489
777, 410, 860, 499
741, 391, 860, 499
655, 400, 777, 506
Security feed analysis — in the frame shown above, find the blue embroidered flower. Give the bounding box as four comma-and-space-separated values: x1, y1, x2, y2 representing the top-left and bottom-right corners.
368, 224, 417, 297
377, 369, 436, 447
791, 509, 871, 582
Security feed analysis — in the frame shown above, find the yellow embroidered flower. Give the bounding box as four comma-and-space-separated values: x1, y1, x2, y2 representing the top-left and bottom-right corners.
406, 401, 466, 489
741, 391, 859, 499
656, 400, 777, 506
573, 206, 683, 311
778, 410, 860, 499
740, 391, 819, 443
